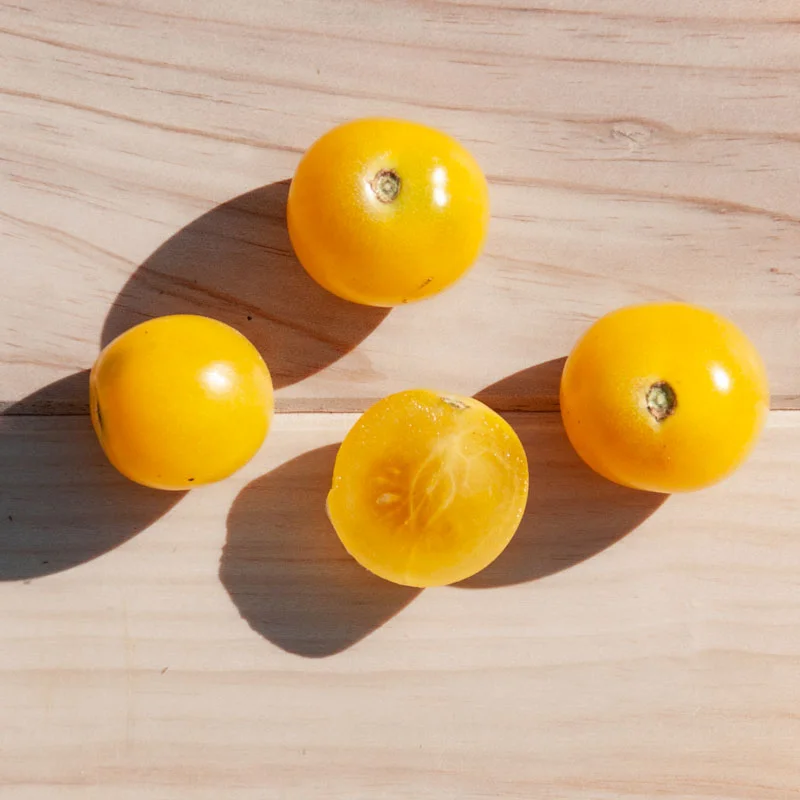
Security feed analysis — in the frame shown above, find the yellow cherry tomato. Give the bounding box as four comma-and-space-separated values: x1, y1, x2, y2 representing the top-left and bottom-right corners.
327, 390, 529, 587
560, 302, 769, 493
90, 315, 273, 490
287, 118, 490, 307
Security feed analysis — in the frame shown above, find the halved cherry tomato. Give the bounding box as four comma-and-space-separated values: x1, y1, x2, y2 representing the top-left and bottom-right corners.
90, 315, 273, 490
287, 118, 489, 307
560, 303, 769, 493
327, 390, 528, 587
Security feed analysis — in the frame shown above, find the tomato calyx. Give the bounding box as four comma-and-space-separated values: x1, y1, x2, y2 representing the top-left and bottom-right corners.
646, 381, 677, 422
370, 169, 401, 203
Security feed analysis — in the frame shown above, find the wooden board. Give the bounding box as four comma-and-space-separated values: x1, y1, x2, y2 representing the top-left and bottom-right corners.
1, 0, 799, 412
1, 1, 799, 797
0, 412, 799, 798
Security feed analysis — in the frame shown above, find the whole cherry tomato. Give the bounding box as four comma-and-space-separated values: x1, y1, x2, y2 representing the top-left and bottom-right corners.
287, 118, 489, 307
560, 302, 769, 493
90, 315, 273, 490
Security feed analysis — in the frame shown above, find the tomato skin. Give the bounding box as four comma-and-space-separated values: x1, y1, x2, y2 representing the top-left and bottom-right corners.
90, 315, 273, 490
287, 118, 489, 307
560, 303, 769, 493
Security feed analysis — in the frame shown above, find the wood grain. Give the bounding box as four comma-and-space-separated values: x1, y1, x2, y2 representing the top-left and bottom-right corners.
1, 2, 799, 797
1, 0, 798, 411
0, 411, 798, 798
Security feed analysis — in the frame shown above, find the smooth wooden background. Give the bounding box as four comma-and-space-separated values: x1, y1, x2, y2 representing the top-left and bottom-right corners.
1, 1, 798, 797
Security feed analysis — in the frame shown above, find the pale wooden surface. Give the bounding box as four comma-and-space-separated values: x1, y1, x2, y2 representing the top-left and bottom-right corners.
1, 1, 800, 797
0, 412, 799, 798
1, 0, 799, 411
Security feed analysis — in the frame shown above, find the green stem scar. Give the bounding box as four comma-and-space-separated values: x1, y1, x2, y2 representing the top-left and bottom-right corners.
646, 381, 677, 422
370, 169, 401, 203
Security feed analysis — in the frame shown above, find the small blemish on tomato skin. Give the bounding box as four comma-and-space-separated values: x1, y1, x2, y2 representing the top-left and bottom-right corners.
94, 397, 104, 434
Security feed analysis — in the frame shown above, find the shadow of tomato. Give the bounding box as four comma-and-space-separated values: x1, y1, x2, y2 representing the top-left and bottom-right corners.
220, 444, 421, 657
102, 180, 390, 391
457, 361, 667, 588
0, 372, 185, 581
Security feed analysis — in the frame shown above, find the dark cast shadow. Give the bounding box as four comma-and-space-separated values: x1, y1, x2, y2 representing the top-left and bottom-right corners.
5, 183, 389, 414
220, 444, 421, 658
101, 180, 389, 390
458, 361, 667, 588
0, 177, 391, 579
474, 357, 567, 412
0, 372, 185, 581
1, 371, 92, 416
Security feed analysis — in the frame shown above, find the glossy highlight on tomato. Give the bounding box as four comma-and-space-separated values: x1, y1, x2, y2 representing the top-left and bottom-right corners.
90, 315, 273, 490
560, 302, 769, 493
287, 118, 490, 307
